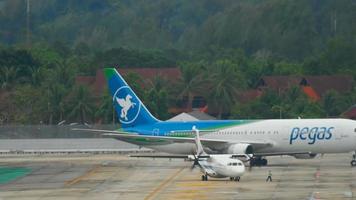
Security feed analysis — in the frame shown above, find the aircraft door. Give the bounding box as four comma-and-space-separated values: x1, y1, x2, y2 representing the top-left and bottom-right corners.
153, 128, 159, 136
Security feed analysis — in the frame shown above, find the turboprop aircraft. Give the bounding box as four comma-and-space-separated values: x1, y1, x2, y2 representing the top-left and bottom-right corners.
77, 68, 356, 167
130, 126, 246, 181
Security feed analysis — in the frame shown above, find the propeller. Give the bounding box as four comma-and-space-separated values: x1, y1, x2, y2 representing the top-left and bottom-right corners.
190, 154, 202, 170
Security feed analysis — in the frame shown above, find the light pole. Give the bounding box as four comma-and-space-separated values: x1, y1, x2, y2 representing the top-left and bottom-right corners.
26, 0, 31, 48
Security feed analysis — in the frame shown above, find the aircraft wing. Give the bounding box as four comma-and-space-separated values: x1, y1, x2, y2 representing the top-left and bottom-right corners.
129, 154, 190, 159
73, 128, 272, 149
129, 154, 210, 159
73, 129, 313, 157
253, 151, 314, 157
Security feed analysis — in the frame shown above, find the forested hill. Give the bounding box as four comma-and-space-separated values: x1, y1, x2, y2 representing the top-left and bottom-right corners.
0, 0, 355, 60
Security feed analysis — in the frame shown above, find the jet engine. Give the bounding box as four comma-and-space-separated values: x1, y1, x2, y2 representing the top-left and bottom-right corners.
227, 143, 254, 154
293, 153, 317, 159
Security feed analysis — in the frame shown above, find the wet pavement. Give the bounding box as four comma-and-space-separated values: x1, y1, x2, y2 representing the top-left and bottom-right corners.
0, 153, 355, 199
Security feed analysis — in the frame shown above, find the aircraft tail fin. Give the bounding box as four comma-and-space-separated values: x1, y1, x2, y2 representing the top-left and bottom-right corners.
103, 68, 159, 128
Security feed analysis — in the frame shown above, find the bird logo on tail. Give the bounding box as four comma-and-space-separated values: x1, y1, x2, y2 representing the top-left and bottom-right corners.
116, 94, 136, 121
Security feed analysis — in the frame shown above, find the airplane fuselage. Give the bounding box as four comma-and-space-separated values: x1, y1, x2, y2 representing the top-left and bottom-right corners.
199, 155, 245, 178
123, 118, 356, 155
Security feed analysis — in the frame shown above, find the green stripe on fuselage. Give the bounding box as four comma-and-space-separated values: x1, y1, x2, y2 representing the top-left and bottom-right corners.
117, 120, 260, 143
199, 120, 259, 131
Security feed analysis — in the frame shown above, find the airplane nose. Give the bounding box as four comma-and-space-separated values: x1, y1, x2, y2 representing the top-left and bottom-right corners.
240, 165, 245, 174
234, 165, 245, 176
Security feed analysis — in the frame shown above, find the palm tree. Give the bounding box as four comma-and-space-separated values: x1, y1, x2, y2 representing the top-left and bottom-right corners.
322, 90, 341, 117
68, 85, 95, 124
207, 60, 246, 119
145, 76, 169, 119
95, 90, 115, 124
0, 66, 19, 90
46, 84, 67, 124
48, 60, 75, 87
124, 72, 145, 99
177, 61, 205, 111
27, 66, 43, 86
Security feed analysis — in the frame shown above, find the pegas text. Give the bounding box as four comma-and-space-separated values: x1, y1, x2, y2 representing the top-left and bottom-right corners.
289, 127, 334, 145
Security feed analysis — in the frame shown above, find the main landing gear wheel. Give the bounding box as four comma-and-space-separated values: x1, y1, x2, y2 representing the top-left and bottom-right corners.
351, 160, 356, 166
229, 177, 240, 181
250, 157, 268, 166
201, 174, 208, 181
351, 151, 356, 167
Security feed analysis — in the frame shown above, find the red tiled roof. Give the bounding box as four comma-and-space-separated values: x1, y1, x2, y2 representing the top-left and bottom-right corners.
75, 76, 95, 85
239, 89, 263, 103
257, 75, 354, 100
75, 68, 182, 96
257, 76, 301, 90
302, 86, 320, 101
301, 75, 353, 96
118, 68, 181, 82
342, 105, 356, 119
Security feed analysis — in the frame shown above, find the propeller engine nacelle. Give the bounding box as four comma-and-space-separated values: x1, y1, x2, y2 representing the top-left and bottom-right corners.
227, 143, 254, 154
293, 153, 317, 159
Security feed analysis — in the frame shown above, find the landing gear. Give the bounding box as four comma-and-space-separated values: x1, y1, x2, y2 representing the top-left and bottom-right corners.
351, 160, 356, 166
249, 157, 268, 166
351, 151, 356, 167
229, 177, 240, 181
201, 174, 208, 181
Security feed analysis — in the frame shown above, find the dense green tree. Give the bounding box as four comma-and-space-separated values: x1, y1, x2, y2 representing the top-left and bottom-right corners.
177, 61, 205, 111
95, 90, 115, 124
123, 72, 145, 99
12, 85, 43, 124
207, 59, 246, 118
144, 76, 170, 120
0, 0, 356, 124
321, 90, 347, 117
67, 86, 95, 124
0, 66, 19, 90
46, 84, 67, 124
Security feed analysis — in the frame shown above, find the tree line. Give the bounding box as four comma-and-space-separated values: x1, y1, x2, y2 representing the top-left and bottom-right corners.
0, 0, 355, 60
0, 40, 355, 125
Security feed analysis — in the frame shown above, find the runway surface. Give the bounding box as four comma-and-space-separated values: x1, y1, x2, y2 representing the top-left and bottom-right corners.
1, 153, 356, 199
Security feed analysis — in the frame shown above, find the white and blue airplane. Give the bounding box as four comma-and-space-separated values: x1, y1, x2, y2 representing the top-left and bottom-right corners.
86, 68, 356, 166
130, 126, 246, 181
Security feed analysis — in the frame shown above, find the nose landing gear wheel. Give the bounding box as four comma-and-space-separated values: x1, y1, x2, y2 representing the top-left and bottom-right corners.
234, 177, 240, 182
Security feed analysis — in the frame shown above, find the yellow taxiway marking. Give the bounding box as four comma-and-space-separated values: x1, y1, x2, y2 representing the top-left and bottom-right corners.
144, 167, 185, 200
65, 165, 101, 186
